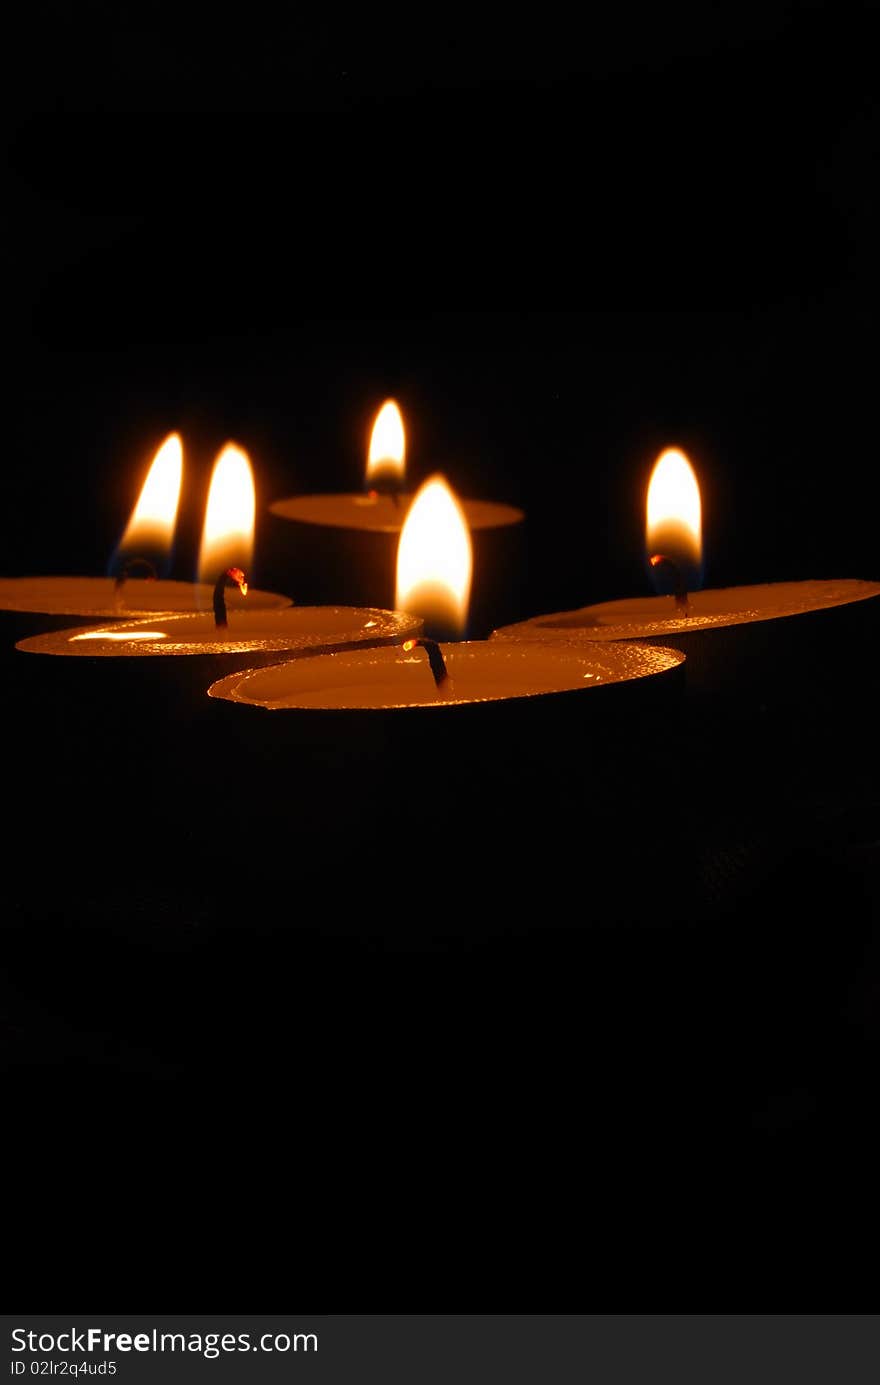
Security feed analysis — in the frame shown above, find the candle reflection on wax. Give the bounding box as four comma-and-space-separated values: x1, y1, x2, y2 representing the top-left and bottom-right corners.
16, 606, 422, 660
70, 629, 169, 642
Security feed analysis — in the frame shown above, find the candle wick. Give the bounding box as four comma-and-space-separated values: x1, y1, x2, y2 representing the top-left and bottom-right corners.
367, 475, 402, 504
650, 553, 690, 617
114, 558, 158, 607
403, 637, 449, 688
114, 557, 158, 590
213, 567, 248, 627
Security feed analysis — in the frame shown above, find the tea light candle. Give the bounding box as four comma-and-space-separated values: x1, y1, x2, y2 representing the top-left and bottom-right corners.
1, 435, 292, 644
494, 445, 880, 703
16, 604, 421, 666
207, 638, 684, 711
492, 578, 880, 701
263, 399, 525, 636
270, 398, 523, 534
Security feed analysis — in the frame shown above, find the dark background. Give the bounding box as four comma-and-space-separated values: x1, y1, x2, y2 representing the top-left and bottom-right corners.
3, 3, 880, 1303
5, 2, 880, 603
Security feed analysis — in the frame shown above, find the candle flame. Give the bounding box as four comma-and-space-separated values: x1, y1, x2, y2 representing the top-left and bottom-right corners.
395, 474, 472, 635
646, 447, 702, 573
118, 433, 183, 557
366, 399, 405, 487
198, 443, 256, 583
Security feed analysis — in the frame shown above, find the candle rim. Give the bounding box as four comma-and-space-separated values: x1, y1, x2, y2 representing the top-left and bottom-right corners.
268, 493, 524, 534
492, 578, 880, 643
15, 606, 423, 658
207, 639, 685, 711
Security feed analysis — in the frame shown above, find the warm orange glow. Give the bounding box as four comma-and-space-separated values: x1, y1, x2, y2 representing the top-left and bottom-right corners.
70, 630, 168, 642
646, 447, 702, 569
226, 567, 248, 597
395, 474, 472, 635
366, 399, 406, 487
119, 434, 183, 556
403, 639, 416, 651
198, 444, 256, 582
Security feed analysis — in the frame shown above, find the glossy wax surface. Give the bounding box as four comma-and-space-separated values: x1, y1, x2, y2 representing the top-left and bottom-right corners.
208, 639, 684, 710
492, 578, 880, 643
16, 606, 422, 658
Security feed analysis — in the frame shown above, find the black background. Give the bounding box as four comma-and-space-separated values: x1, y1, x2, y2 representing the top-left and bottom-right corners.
5, 2, 880, 603
3, 3, 880, 1304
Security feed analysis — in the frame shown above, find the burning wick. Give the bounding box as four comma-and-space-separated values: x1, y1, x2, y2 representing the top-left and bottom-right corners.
114, 557, 158, 590
650, 553, 690, 616
113, 558, 159, 609
213, 567, 248, 628
403, 637, 449, 688
367, 483, 401, 507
